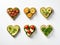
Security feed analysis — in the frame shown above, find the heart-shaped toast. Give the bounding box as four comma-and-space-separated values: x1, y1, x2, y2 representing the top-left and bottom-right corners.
7, 7, 20, 20
24, 25, 36, 37
24, 7, 36, 19
40, 7, 53, 18
40, 25, 53, 36
7, 25, 20, 37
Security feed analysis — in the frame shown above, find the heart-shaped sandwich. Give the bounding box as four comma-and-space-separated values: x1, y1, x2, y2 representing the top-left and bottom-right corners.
24, 7, 36, 19
7, 7, 20, 20
40, 7, 53, 18
24, 25, 36, 37
7, 25, 20, 37
40, 25, 53, 36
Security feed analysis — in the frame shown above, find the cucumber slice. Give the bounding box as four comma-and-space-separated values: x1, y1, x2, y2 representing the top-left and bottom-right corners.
7, 25, 20, 37
7, 25, 13, 34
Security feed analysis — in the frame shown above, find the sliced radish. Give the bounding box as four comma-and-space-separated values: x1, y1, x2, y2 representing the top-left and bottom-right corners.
27, 33, 31, 37
30, 25, 35, 30
24, 29, 29, 32
24, 25, 29, 29
27, 30, 31, 34
30, 29, 34, 32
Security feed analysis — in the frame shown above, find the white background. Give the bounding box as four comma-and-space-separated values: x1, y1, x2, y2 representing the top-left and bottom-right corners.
0, 0, 60, 45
